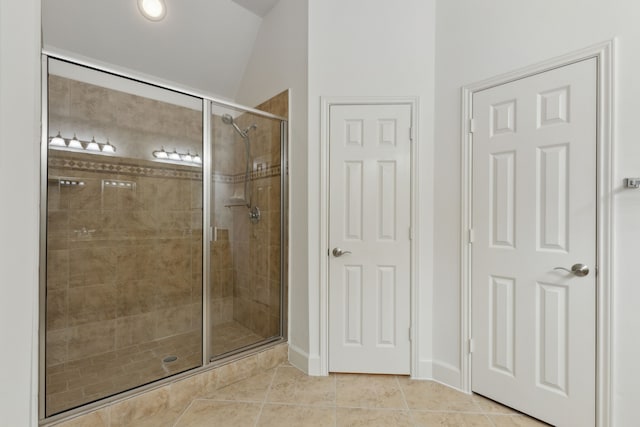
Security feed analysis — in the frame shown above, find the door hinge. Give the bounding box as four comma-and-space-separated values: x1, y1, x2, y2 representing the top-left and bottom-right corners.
409, 327, 412, 341
469, 118, 476, 134
209, 226, 214, 242
468, 228, 474, 244
468, 338, 474, 354
409, 127, 414, 142
409, 227, 413, 240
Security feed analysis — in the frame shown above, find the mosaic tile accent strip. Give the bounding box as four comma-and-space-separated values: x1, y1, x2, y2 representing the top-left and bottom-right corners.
49, 157, 280, 183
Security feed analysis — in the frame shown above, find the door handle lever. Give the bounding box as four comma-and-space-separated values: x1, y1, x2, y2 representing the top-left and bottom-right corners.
332, 247, 352, 257
554, 263, 589, 277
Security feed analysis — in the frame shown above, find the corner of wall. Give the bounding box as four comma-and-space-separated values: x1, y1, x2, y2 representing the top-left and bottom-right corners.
413, 359, 434, 380
432, 361, 463, 392
288, 342, 311, 374
0, 0, 42, 425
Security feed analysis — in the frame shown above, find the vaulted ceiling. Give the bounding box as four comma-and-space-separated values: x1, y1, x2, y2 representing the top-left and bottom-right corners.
42, 0, 277, 100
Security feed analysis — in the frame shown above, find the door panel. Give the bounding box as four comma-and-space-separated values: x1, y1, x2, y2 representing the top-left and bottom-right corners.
329, 104, 411, 374
472, 58, 596, 427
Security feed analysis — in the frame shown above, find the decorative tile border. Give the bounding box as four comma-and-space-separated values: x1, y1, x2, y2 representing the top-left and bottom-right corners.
214, 165, 281, 184
48, 156, 202, 181
49, 155, 280, 183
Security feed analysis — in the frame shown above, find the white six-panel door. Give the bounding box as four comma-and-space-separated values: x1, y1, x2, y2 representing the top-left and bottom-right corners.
328, 104, 411, 374
472, 58, 597, 427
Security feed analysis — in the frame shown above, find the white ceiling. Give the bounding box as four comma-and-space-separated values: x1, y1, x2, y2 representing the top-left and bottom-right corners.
231, 0, 280, 17
42, 0, 270, 100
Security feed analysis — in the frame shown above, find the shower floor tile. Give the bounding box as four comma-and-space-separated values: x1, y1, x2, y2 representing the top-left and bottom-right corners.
45, 330, 201, 416
210, 321, 265, 356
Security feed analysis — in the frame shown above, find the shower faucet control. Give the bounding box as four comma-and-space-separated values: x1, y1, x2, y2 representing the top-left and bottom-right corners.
249, 206, 261, 224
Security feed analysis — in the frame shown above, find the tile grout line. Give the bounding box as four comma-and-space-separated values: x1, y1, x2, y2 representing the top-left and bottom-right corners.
394, 375, 418, 426
469, 392, 502, 426
253, 364, 279, 426
171, 398, 197, 427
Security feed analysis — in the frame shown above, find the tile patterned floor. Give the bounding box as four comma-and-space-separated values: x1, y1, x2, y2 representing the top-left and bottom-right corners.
170, 363, 551, 427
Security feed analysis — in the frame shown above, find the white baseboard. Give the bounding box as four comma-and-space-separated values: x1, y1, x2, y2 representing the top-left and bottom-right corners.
307, 353, 322, 376
412, 358, 433, 379
288, 343, 310, 374
432, 360, 462, 391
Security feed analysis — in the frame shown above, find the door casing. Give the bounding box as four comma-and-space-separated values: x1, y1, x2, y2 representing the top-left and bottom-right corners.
460, 41, 614, 426
319, 97, 420, 377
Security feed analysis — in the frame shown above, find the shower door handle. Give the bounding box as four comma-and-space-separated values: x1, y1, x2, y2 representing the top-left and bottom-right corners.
332, 248, 352, 257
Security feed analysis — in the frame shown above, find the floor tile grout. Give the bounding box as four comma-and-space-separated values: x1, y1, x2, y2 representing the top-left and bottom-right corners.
395, 375, 417, 426
171, 398, 196, 427
253, 364, 277, 426
169, 366, 549, 427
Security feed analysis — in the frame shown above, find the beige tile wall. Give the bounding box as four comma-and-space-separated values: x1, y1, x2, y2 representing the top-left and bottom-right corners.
46, 76, 204, 415
210, 91, 287, 345
45, 74, 288, 417
48, 76, 202, 162
46, 152, 204, 415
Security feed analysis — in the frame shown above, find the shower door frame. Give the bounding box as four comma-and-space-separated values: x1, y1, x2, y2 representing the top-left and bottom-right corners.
39, 52, 289, 423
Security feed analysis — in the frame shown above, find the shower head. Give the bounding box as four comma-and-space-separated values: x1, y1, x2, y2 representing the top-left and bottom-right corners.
221, 113, 234, 125
221, 113, 256, 139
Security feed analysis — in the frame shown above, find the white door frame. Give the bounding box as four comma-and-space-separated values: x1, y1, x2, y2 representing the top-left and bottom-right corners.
319, 97, 420, 376
460, 41, 614, 426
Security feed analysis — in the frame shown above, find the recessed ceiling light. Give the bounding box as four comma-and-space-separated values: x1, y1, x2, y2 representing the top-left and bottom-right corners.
138, 0, 167, 22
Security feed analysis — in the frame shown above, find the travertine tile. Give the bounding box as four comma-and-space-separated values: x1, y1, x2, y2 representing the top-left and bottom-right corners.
336, 408, 413, 427
68, 247, 116, 288
336, 374, 406, 409
55, 408, 109, 427
45, 329, 69, 367
488, 414, 552, 426
44, 347, 562, 427
472, 393, 519, 414
47, 249, 69, 289
412, 411, 494, 427
67, 321, 116, 361
210, 320, 264, 355
257, 404, 335, 427
46, 388, 84, 417
115, 280, 155, 316
205, 369, 274, 401
109, 386, 176, 427
154, 305, 192, 338
398, 378, 479, 411
257, 343, 288, 370
201, 366, 220, 396
267, 366, 335, 406
168, 374, 206, 413
216, 354, 259, 388
47, 289, 68, 330
174, 400, 261, 427
67, 284, 117, 326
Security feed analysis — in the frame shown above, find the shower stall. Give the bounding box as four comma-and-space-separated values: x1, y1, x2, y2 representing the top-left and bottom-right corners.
40, 57, 287, 419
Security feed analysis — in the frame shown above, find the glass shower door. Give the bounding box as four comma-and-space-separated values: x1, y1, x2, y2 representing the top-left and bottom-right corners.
44, 59, 203, 416
208, 100, 286, 359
